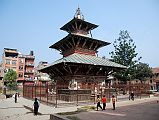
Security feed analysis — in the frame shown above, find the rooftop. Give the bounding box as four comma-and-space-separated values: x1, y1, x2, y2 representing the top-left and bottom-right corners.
39, 53, 126, 72
152, 67, 159, 74
60, 18, 98, 33
4, 48, 18, 54
49, 33, 110, 51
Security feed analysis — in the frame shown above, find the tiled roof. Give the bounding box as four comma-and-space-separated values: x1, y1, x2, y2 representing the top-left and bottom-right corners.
49, 33, 110, 50
39, 53, 127, 71
60, 18, 98, 32
152, 67, 159, 73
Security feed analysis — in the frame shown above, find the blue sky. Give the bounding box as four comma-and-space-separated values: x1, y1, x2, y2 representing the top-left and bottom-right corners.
0, 0, 159, 67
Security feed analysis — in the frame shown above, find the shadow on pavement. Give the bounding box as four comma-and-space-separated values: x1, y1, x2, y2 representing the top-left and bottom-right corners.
0, 107, 24, 109
23, 105, 50, 116
23, 105, 33, 111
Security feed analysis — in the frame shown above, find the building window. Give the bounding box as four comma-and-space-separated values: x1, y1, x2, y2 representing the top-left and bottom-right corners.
19, 66, 23, 70
150, 80, 152, 83
4, 68, 9, 73
12, 60, 17, 65
6, 59, 10, 65
19, 59, 24, 64
19, 73, 23, 78
12, 67, 16, 71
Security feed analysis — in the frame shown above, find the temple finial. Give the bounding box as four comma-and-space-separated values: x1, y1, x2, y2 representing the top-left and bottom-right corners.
74, 6, 84, 20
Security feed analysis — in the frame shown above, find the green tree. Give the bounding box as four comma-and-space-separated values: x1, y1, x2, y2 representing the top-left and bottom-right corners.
110, 30, 141, 83
133, 62, 153, 81
3, 69, 17, 89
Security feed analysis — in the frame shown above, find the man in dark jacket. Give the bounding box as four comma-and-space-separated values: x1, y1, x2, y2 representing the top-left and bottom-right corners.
33, 98, 39, 115
15, 93, 18, 103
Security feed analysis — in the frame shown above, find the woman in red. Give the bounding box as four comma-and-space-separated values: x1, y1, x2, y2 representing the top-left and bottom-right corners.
102, 95, 106, 110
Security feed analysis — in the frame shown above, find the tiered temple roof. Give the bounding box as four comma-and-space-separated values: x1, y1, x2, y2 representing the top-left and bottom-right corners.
39, 7, 126, 82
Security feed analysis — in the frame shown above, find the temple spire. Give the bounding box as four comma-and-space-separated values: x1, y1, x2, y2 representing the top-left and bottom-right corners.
74, 6, 84, 20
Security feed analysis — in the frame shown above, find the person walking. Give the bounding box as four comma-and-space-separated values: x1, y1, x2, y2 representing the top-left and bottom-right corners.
33, 98, 39, 115
102, 95, 106, 110
15, 93, 18, 103
96, 95, 103, 111
112, 95, 116, 110
131, 91, 134, 101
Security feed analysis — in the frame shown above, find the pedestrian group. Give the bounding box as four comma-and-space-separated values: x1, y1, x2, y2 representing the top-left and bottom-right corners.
96, 95, 116, 111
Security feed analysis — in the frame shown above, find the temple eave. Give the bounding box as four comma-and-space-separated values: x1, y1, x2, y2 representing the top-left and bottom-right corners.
60, 18, 98, 32
49, 33, 111, 52
38, 53, 126, 75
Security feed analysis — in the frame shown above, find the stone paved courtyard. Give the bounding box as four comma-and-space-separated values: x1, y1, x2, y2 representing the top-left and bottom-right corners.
0, 95, 159, 120
73, 101, 159, 120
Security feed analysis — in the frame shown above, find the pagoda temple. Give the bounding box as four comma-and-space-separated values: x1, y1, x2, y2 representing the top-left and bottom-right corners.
39, 7, 126, 101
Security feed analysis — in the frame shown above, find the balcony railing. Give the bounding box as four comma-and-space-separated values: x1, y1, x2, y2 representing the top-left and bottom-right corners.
25, 78, 33, 81
25, 70, 34, 74
25, 63, 34, 66
19, 54, 35, 59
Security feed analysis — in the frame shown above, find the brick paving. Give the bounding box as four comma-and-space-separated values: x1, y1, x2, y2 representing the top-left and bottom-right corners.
75, 101, 159, 120
0, 95, 159, 120
0, 96, 78, 120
